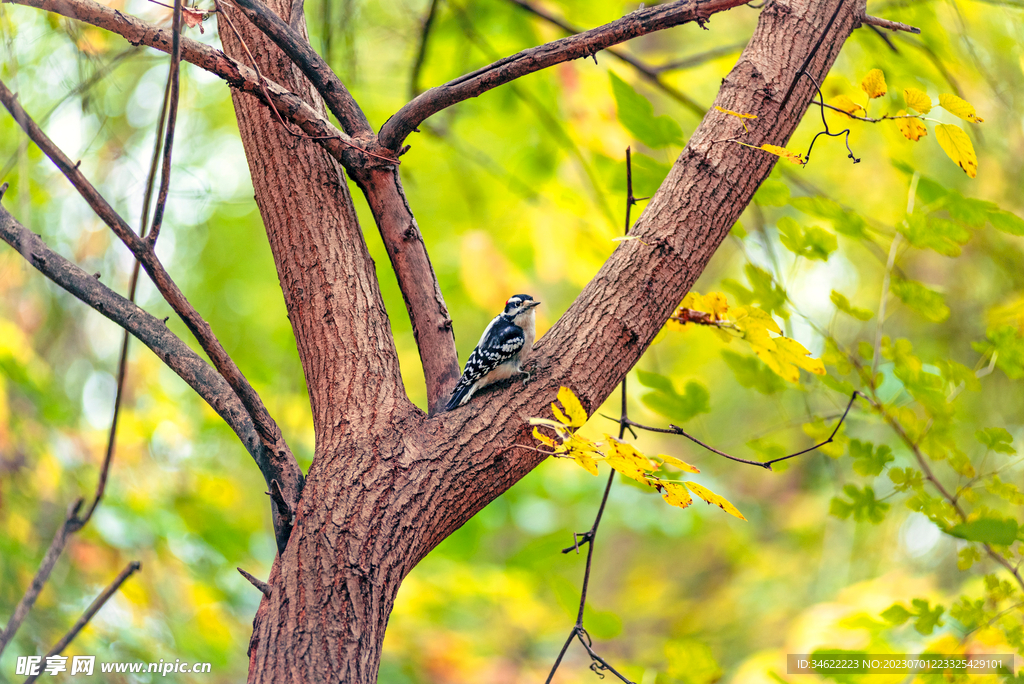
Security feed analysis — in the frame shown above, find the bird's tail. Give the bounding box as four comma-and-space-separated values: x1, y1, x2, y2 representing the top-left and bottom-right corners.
445, 379, 471, 411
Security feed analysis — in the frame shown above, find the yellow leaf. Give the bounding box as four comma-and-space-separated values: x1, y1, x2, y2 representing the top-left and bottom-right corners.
555, 386, 588, 428
684, 482, 747, 520
661, 482, 693, 509
659, 454, 700, 473
860, 69, 887, 99
938, 93, 983, 123
703, 292, 729, 319
715, 105, 757, 119
572, 449, 601, 476
896, 110, 928, 142
774, 336, 826, 376
733, 306, 782, 335
551, 403, 571, 426
605, 437, 656, 484
934, 124, 978, 178
532, 427, 556, 448
827, 94, 864, 118
681, 292, 703, 310
760, 144, 805, 165
903, 87, 931, 114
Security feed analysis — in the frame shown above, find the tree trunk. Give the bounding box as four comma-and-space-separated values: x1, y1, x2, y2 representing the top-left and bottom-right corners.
220, 0, 862, 680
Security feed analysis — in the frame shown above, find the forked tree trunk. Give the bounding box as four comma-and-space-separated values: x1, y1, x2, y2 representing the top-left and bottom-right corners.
219, 0, 861, 680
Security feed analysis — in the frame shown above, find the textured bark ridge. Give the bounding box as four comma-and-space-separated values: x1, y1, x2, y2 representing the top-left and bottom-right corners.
217, 0, 860, 680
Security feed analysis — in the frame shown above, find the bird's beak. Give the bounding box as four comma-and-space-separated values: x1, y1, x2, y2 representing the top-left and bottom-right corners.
527, 300, 541, 308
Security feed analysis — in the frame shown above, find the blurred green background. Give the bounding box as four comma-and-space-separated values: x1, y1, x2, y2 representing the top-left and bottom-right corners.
2, 0, 1024, 682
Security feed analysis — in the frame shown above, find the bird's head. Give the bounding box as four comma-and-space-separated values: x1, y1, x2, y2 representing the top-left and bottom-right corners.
503, 294, 541, 324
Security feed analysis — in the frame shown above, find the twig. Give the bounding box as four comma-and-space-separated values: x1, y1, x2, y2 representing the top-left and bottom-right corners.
237, 567, 272, 597
506, 0, 704, 116
379, 0, 752, 149
409, 0, 441, 98
861, 14, 921, 33
0, 500, 82, 657
22, 562, 142, 684
606, 391, 863, 470
866, 24, 899, 52
147, 0, 183, 246
546, 150, 642, 684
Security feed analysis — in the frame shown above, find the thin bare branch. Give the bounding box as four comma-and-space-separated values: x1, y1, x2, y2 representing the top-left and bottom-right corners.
608, 392, 863, 470
22, 561, 142, 684
409, 0, 441, 98
506, 0, 704, 116
147, 0, 183, 246
0, 81, 303, 550
379, 0, 752, 149
862, 14, 921, 33
225, 0, 372, 136
0, 500, 82, 657
238, 567, 272, 597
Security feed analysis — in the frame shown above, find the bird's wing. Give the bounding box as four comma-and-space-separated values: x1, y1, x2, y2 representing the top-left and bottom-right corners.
446, 325, 525, 410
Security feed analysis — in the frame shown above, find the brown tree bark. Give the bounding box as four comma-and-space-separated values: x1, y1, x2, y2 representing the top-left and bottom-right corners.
220, 0, 862, 681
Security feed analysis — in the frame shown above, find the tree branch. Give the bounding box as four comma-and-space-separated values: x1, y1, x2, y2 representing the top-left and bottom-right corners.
22, 561, 142, 684
379, 0, 752, 149
0, 203, 301, 551
225, 0, 372, 136
506, 0, 704, 116
0, 499, 82, 657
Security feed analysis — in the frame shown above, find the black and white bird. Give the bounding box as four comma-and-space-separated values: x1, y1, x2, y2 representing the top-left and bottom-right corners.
445, 294, 541, 411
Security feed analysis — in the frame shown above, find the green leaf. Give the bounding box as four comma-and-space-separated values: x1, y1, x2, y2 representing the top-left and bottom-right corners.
609, 72, 684, 149
947, 517, 1019, 545
911, 598, 945, 635
637, 371, 710, 422
849, 439, 894, 477
989, 210, 1024, 236
830, 485, 889, 523
976, 427, 1016, 454
721, 350, 786, 395
830, 291, 873, 321
899, 215, 971, 257
890, 278, 950, 322
777, 216, 837, 261
881, 604, 912, 625
753, 179, 790, 207
941, 194, 996, 228
889, 467, 924, 492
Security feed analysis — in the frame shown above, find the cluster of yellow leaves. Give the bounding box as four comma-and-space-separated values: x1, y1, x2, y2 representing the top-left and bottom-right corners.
831, 70, 982, 178
669, 292, 826, 384
529, 388, 746, 520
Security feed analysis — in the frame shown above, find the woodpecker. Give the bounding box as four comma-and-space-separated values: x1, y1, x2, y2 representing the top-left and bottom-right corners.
445, 294, 541, 411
